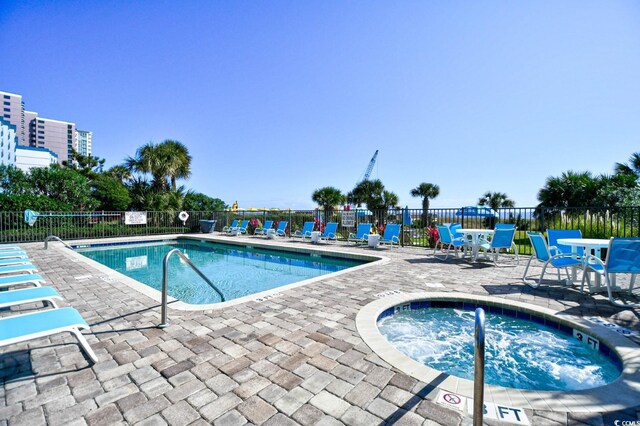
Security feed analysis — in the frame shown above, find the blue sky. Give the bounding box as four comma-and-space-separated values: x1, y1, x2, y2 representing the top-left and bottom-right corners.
2, 1, 639, 209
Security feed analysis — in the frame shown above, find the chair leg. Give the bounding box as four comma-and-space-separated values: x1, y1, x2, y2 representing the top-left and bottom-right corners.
512, 243, 519, 265
71, 329, 98, 363
522, 256, 540, 288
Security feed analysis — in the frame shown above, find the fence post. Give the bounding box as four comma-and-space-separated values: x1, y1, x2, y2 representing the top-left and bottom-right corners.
539, 206, 545, 232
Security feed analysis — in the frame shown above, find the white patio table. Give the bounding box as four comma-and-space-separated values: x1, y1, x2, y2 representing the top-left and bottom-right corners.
458, 229, 494, 262
557, 238, 610, 292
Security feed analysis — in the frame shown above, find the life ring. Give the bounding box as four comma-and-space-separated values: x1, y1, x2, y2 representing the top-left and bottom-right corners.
178, 211, 189, 222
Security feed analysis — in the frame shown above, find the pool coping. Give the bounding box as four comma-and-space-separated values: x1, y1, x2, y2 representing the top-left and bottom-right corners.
355, 291, 640, 413
55, 234, 388, 312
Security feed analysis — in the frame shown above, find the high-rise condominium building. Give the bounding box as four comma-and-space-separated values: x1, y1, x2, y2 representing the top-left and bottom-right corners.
0, 116, 18, 166
1, 91, 27, 146
0, 90, 91, 165
76, 129, 92, 156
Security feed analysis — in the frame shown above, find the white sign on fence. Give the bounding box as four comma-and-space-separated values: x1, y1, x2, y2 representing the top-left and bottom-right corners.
125, 211, 147, 225
341, 211, 355, 228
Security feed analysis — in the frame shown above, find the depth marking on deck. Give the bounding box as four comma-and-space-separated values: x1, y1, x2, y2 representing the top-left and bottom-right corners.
436, 389, 530, 425
375, 290, 403, 298
100, 276, 116, 282
255, 293, 281, 302
74, 274, 92, 280
587, 316, 639, 337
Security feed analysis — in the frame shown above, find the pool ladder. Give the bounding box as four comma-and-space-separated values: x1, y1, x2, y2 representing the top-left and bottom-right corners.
44, 235, 73, 250
159, 248, 225, 328
473, 308, 486, 426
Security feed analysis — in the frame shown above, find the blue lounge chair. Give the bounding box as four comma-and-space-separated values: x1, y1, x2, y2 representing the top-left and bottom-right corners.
0, 258, 31, 267
254, 220, 274, 236
237, 220, 250, 234
580, 237, 640, 307
547, 229, 584, 258
522, 232, 582, 288
348, 223, 371, 244
222, 220, 239, 233
0, 287, 62, 309
0, 307, 97, 363
0, 264, 38, 276
274, 221, 288, 237
292, 222, 315, 240
379, 224, 401, 248
0, 250, 28, 260
434, 225, 468, 260
320, 222, 339, 243
478, 227, 519, 266
0, 274, 46, 289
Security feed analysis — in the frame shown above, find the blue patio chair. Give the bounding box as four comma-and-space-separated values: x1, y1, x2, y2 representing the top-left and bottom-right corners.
274, 221, 289, 237
254, 220, 274, 236
348, 223, 372, 244
222, 219, 239, 233
0, 258, 31, 267
0, 286, 62, 309
292, 222, 315, 240
0, 307, 98, 363
479, 227, 519, 266
237, 220, 250, 234
0, 274, 46, 289
379, 224, 401, 248
580, 237, 640, 307
547, 229, 584, 258
0, 264, 38, 276
434, 225, 468, 260
0, 250, 28, 260
522, 232, 582, 288
495, 223, 516, 229
449, 223, 464, 240
320, 222, 339, 243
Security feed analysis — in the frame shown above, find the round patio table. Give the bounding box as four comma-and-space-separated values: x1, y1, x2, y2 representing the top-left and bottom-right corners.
458, 229, 494, 262
557, 238, 610, 292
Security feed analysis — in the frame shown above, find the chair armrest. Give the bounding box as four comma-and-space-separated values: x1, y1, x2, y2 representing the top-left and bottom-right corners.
583, 254, 606, 272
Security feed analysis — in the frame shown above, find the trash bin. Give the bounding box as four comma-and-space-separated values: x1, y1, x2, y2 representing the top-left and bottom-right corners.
199, 220, 216, 233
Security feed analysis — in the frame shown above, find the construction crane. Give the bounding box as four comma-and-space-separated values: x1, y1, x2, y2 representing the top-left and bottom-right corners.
359, 150, 378, 183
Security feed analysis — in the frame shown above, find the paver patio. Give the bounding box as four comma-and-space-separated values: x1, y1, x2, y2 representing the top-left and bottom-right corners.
1, 236, 639, 425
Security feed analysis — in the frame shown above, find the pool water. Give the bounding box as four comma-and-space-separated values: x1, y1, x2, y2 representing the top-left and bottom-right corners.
378, 306, 621, 391
77, 240, 365, 304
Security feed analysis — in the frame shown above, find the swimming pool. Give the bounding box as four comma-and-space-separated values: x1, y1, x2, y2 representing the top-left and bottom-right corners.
377, 302, 622, 391
75, 239, 368, 304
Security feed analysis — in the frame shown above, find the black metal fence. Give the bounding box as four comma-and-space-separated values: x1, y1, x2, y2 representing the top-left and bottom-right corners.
2, 207, 639, 255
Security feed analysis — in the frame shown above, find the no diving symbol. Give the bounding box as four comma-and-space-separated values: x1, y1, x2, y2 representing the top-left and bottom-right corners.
443, 393, 461, 405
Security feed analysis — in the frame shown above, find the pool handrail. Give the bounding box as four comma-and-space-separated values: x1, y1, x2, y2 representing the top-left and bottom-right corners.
159, 248, 225, 328
473, 307, 485, 426
44, 235, 73, 250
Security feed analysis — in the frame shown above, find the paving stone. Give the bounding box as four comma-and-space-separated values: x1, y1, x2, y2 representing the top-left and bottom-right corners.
300, 371, 334, 394
344, 381, 380, 408
315, 416, 343, 426
332, 364, 365, 385
161, 400, 200, 426
131, 366, 162, 385
206, 373, 239, 395
309, 390, 351, 418
9, 406, 46, 426
291, 403, 325, 426
307, 355, 338, 372
274, 387, 314, 416
325, 378, 354, 398
187, 388, 217, 408
390, 372, 418, 391
95, 382, 138, 406
237, 395, 278, 424
116, 392, 148, 413
416, 400, 464, 425
262, 413, 301, 426
135, 414, 168, 426
367, 397, 399, 419
385, 409, 424, 425
233, 376, 271, 399
212, 409, 247, 426
380, 385, 415, 407
341, 405, 382, 426
140, 377, 173, 399
44, 394, 77, 413
5, 382, 37, 405
23, 384, 71, 410
47, 400, 97, 426
85, 404, 124, 426
160, 360, 195, 378
269, 369, 303, 391
95, 363, 135, 382
165, 378, 206, 403
219, 357, 251, 376
258, 384, 288, 404
123, 396, 171, 424
200, 392, 242, 422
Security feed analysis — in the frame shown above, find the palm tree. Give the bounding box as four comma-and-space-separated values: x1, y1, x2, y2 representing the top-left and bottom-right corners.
615, 152, 640, 178
478, 191, 515, 211
312, 187, 346, 220
347, 179, 386, 210
537, 171, 597, 210
410, 183, 440, 224
126, 140, 192, 191
107, 165, 132, 184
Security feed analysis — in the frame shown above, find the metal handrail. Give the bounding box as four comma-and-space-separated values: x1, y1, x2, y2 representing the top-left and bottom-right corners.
473, 308, 486, 425
159, 248, 225, 328
44, 235, 73, 250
